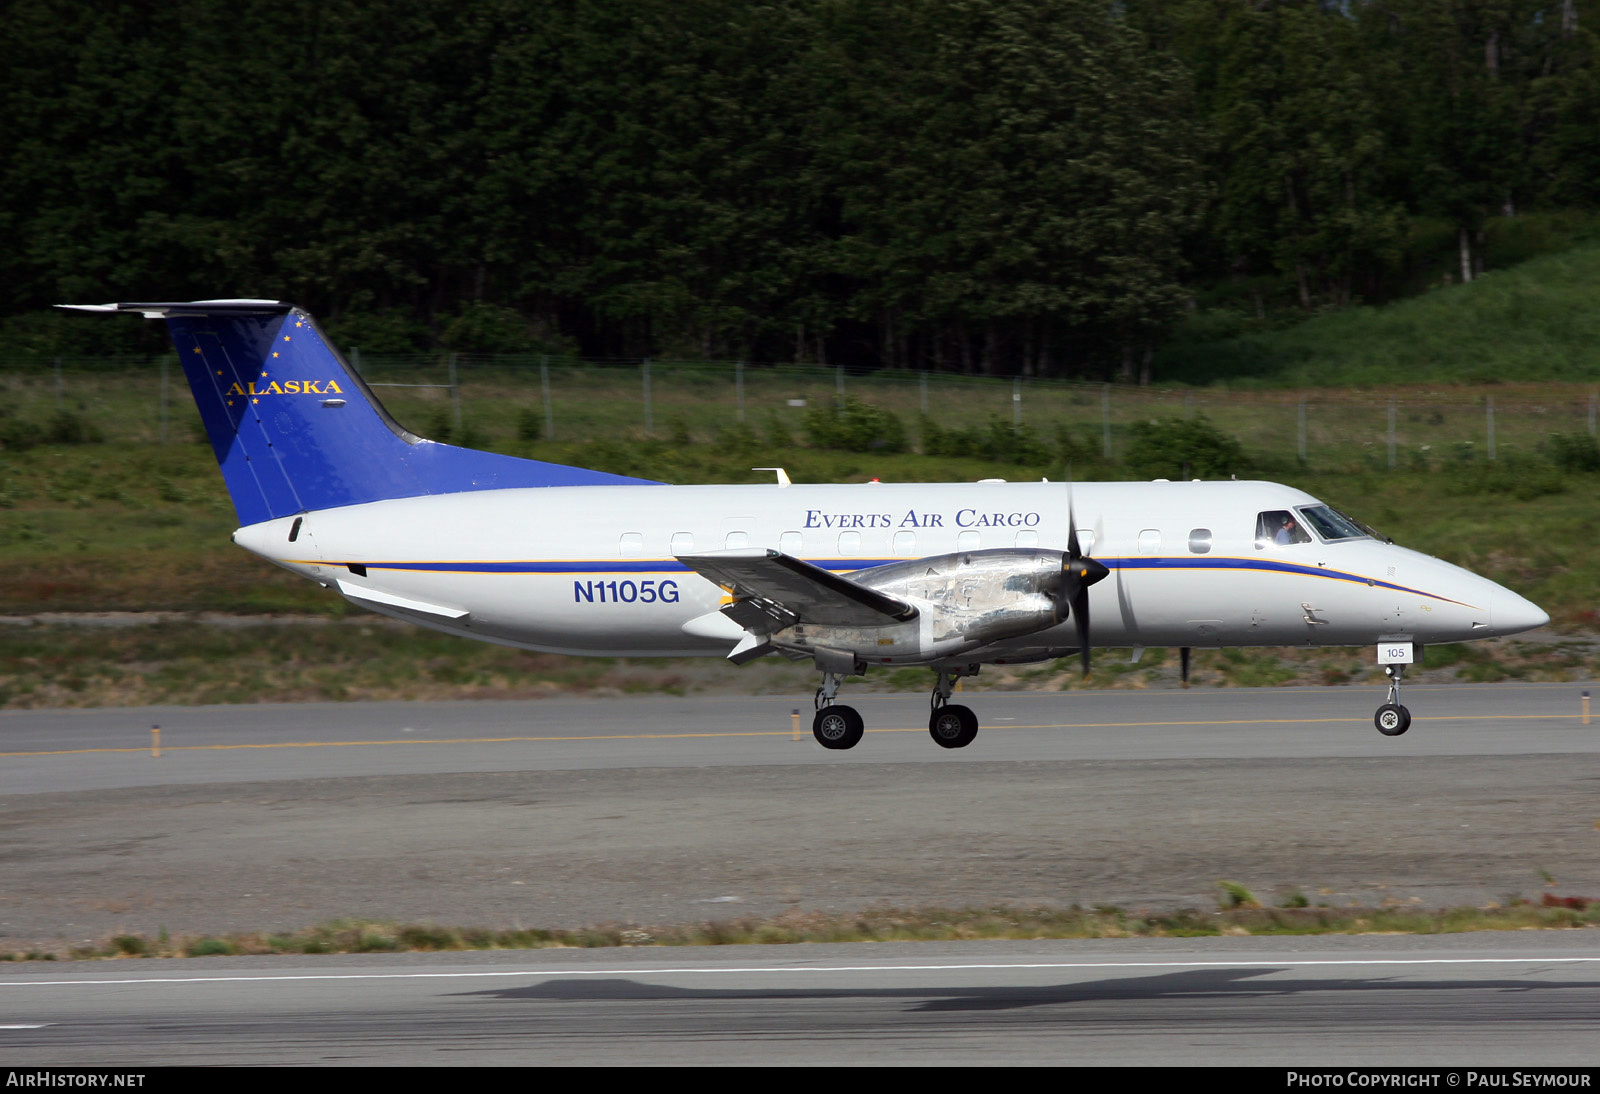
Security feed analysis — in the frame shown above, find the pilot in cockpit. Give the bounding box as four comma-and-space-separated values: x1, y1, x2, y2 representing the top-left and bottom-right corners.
1256, 509, 1312, 549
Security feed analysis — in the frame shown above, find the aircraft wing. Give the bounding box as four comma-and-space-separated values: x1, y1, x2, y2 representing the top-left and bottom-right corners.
677, 548, 918, 633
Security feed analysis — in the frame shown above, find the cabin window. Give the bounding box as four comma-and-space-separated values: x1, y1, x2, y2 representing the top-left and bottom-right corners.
619, 532, 644, 557
1014, 530, 1038, 548
1188, 528, 1213, 554
837, 530, 862, 554
1255, 510, 1311, 549
780, 530, 802, 554
892, 530, 917, 555
956, 530, 980, 551
725, 530, 749, 550
1137, 529, 1161, 554
670, 531, 694, 554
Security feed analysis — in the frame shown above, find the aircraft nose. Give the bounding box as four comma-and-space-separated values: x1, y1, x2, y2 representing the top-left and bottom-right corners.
1492, 585, 1549, 635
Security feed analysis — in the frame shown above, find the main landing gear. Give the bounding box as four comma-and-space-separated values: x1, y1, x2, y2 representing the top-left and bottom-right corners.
809, 667, 983, 751
1375, 664, 1411, 737
812, 673, 864, 750
928, 668, 979, 749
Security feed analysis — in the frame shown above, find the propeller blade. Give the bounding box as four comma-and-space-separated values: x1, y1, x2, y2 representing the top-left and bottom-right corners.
1059, 476, 1108, 675
1074, 580, 1092, 675
1066, 491, 1081, 561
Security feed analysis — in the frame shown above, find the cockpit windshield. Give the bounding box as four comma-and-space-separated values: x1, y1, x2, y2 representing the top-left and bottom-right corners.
1296, 505, 1373, 543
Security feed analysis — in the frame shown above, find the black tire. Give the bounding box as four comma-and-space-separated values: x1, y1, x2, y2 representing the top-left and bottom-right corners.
928, 704, 979, 749
813, 705, 864, 750
1375, 703, 1411, 736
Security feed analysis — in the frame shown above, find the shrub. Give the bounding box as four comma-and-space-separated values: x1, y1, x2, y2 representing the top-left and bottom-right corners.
1442, 451, 1566, 499
1547, 431, 1600, 473
46, 411, 102, 445
0, 417, 43, 451
1217, 880, 1261, 909
921, 416, 1052, 464
1124, 415, 1245, 479
804, 396, 906, 453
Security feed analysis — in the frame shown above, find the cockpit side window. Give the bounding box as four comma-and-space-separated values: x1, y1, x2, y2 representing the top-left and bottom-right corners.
1255, 510, 1311, 549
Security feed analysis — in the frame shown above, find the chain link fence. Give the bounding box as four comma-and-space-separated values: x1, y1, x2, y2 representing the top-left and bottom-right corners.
4, 353, 1598, 471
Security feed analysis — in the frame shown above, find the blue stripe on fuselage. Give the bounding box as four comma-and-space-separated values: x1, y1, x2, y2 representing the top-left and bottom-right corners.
307, 554, 1474, 608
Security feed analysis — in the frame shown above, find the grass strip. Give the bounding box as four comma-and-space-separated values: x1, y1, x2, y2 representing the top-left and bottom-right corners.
6, 895, 1596, 962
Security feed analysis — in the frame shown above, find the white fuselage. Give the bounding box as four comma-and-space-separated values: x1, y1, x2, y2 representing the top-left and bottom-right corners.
232, 479, 1545, 659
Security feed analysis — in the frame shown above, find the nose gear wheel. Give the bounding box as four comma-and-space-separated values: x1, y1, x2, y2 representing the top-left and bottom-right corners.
1375, 665, 1412, 736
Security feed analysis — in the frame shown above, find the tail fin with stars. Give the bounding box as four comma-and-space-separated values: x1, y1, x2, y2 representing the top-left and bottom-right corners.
58, 300, 654, 526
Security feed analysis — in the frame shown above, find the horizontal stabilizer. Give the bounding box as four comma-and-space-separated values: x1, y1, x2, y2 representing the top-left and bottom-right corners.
335, 579, 469, 621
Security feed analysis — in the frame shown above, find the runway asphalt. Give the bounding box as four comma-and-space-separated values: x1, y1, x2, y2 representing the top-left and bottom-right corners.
3, 681, 1597, 795
4, 935, 1600, 1065
2, 682, 1598, 1065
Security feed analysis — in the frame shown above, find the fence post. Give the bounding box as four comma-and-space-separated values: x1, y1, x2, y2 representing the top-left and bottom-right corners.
836, 364, 844, 402
643, 358, 653, 433
1589, 392, 1596, 437
1012, 378, 1022, 425
1387, 397, 1396, 471
448, 353, 462, 437
350, 346, 361, 373
920, 372, 928, 415
160, 359, 169, 444
1185, 390, 1194, 419
1297, 397, 1306, 463
736, 360, 745, 423
1487, 396, 1496, 460
54, 357, 63, 412
1101, 383, 1112, 461
541, 356, 554, 441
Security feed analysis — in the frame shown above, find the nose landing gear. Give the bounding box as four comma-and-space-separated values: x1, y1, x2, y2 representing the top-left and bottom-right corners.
1374, 664, 1411, 736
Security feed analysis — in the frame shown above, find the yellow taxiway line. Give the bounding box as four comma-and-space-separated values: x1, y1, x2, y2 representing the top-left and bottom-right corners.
0, 713, 1586, 758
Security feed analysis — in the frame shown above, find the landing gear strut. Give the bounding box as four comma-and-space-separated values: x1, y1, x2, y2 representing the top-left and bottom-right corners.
927, 668, 979, 749
812, 672, 864, 750
1374, 664, 1411, 737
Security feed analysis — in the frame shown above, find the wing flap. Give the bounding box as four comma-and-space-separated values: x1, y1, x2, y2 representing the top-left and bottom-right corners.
677, 548, 916, 630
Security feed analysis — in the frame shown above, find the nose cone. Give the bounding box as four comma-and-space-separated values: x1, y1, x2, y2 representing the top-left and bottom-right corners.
1492, 585, 1549, 636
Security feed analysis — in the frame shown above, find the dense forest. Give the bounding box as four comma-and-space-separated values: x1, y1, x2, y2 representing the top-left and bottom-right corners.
2, 0, 1597, 377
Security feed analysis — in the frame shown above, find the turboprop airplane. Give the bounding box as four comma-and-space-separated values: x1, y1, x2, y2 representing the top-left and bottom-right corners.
63, 299, 1549, 750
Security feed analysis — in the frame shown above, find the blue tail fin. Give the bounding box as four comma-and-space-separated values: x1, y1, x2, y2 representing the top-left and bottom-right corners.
60, 300, 656, 525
